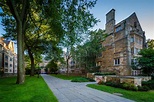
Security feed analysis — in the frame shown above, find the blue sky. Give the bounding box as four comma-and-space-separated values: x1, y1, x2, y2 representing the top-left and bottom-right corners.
0, 0, 154, 40
90, 0, 154, 39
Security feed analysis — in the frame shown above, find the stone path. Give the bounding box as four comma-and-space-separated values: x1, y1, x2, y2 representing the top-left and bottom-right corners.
41, 74, 135, 102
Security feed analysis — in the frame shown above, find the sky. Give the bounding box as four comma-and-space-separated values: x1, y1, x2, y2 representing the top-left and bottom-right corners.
89, 0, 154, 39
0, 0, 154, 53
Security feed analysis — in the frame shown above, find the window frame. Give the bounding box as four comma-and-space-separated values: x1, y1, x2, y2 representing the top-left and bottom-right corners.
114, 58, 120, 65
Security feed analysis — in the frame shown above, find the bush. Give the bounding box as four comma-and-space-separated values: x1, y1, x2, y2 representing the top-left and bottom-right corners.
105, 81, 113, 86
85, 78, 95, 82
71, 77, 89, 82
129, 84, 138, 91
142, 80, 154, 90
122, 83, 129, 90
105, 82, 138, 91
138, 86, 150, 91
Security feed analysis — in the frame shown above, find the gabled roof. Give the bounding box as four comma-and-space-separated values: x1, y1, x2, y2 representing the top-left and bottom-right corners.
115, 12, 137, 26
4, 40, 10, 45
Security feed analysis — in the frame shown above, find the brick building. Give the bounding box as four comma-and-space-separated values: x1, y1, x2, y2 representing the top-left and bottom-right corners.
96, 9, 146, 76
0, 37, 17, 76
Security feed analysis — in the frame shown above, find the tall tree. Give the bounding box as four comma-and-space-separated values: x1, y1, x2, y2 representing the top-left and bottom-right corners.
1, 6, 63, 76
0, 0, 30, 84
72, 29, 107, 72
0, 0, 98, 84
61, 0, 99, 74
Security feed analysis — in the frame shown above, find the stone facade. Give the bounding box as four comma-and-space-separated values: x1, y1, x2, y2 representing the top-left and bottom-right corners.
96, 9, 146, 76
0, 37, 17, 76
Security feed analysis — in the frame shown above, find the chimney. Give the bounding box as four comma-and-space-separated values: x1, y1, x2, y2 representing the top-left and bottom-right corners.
105, 9, 115, 34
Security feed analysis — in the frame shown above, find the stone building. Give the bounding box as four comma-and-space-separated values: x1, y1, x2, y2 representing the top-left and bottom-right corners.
0, 37, 17, 76
96, 9, 146, 76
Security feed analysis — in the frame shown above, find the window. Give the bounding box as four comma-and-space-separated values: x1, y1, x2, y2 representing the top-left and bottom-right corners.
130, 37, 134, 42
131, 58, 138, 66
139, 39, 142, 45
5, 69, 8, 72
10, 58, 13, 61
5, 62, 8, 67
10, 64, 12, 67
131, 48, 134, 54
134, 22, 137, 28
115, 25, 122, 32
134, 48, 140, 54
97, 62, 102, 66
114, 58, 120, 65
136, 38, 139, 43
5, 55, 8, 59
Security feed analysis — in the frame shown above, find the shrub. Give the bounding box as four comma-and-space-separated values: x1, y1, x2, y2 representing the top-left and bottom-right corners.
142, 80, 154, 90
129, 84, 138, 91
122, 83, 129, 90
85, 78, 95, 82
71, 77, 89, 82
105, 82, 138, 91
105, 81, 113, 86
138, 86, 150, 91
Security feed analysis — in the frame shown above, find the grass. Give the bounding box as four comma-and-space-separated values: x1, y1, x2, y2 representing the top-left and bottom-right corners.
87, 84, 154, 102
50, 74, 82, 80
0, 76, 58, 102
50, 74, 95, 82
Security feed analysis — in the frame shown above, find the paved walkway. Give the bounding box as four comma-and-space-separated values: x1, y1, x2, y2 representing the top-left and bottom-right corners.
41, 74, 135, 102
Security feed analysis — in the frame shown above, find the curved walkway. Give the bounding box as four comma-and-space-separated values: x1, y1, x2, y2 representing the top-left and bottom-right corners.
41, 74, 134, 102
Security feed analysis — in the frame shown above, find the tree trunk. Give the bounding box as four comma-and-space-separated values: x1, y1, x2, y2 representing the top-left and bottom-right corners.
28, 49, 35, 76
16, 21, 25, 84
66, 59, 69, 75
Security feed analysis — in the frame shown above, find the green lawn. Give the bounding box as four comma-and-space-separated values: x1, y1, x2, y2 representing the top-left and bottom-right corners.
87, 84, 154, 102
0, 76, 58, 102
50, 74, 82, 80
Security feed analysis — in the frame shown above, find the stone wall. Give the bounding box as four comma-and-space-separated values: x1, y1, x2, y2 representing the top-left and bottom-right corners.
87, 73, 151, 86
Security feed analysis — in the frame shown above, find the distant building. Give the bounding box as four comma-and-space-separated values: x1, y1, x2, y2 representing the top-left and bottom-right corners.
96, 9, 146, 76
0, 37, 17, 76
58, 52, 79, 74
39, 60, 49, 73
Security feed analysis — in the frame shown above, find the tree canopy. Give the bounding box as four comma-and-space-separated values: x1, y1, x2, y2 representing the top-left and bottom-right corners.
0, 0, 98, 84
72, 29, 107, 72
138, 48, 154, 75
147, 39, 154, 49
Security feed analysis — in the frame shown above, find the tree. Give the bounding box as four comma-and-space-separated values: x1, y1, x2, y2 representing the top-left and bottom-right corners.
138, 48, 154, 75
45, 60, 58, 74
61, 0, 99, 74
0, 0, 30, 84
1, 8, 62, 76
72, 29, 107, 72
147, 39, 154, 49
0, 0, 98, 84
